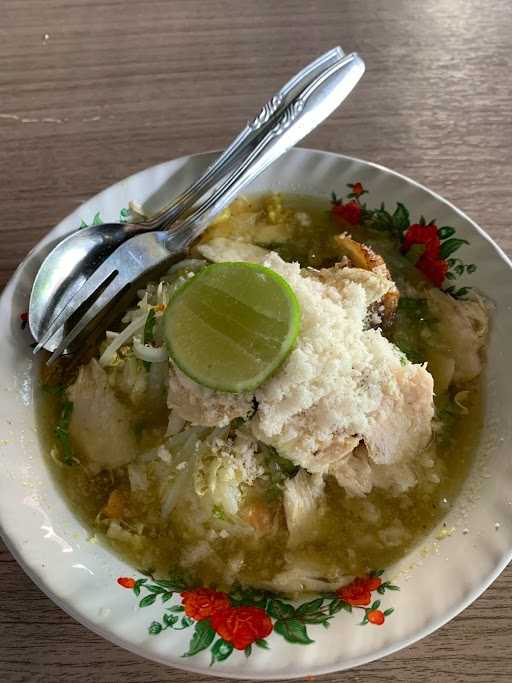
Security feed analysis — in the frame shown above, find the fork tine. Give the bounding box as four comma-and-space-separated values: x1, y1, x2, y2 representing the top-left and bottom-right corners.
33, 263, 120, 354
46, 274, 128, 365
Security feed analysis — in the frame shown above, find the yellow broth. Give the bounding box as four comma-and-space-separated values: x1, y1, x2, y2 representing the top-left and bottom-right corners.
37, 193, 484, 589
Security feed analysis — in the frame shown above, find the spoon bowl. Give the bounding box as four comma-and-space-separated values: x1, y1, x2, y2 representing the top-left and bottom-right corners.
29, 222, 144, 350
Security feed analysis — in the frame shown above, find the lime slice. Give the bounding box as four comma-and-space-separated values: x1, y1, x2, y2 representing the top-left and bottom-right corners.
163, 261, 301, 393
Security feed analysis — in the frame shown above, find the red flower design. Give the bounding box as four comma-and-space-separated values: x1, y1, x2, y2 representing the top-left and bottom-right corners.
337, 576, 382, 607
332, 200, 362, 226
210, 606, 273, 650
180, 587, 230, 622
401, 223, 448, 286
352, 182, 365, 197
20, 312, 28, 322
367, 609, 385, 625
402, 223, 441, 259
416, 254, 449, 288
117, 577, 136, 589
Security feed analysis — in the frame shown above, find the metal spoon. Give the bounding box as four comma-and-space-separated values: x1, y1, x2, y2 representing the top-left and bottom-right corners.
29, 47, 346, 351
34, 51, 365, 363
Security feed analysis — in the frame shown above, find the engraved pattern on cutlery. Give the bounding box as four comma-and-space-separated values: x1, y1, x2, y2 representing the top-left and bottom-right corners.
249, 94, 284, 130
269, 98, 305, 136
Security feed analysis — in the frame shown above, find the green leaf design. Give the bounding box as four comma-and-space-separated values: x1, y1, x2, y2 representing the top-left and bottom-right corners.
274, 619, 314, 645
455, 264, 465, 275
392, 202, 410, 233
169, 604, 185, 612
244, 644, 252, 658
145, 584, 167, 594
163, 613, 178, 627
370, 600, 381, 610
328, 599, 348, 615
466, 263, 477, 273
119, 207, 129, 223
370, 569, 385, 577
210, 638, 234, 665
383, 608, 395, 617
161, 592, 173, 603
180, 616, 194, 628
439, 237, 469, 259
139, 594, 157, 608
255, 638, 269, 649
295, 598, 330, 624
336, 600, 352, 613
372, 207, 394, 231
183, 620, 216, 658
133, 578, 147, 597
385, 584, 400, 591
148, 621, 162, 635
155, 578, 184, 590
267, 599, 295, 620
453, 286, 471, 298
438, 226, 456, 239
302, 613, 331, 625
79, 218, 87, 228
92, 211, 102, 225
445, 272, 457, 280
296, 598, 324, 616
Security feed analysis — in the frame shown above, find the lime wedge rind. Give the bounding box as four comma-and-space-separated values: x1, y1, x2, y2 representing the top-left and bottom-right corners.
163, 261, 301, 393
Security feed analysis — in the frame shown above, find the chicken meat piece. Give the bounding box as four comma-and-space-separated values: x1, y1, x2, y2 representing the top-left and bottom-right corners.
364, 362, 434, 465
283, 470, 325, 547
334, 235, 400, 326
311, 264, 393, 308
330, 443, 417, 497
67, 359, 137, 470
427, 288, 488, 383
195, 237, 269, 264
167, 364, 252, 427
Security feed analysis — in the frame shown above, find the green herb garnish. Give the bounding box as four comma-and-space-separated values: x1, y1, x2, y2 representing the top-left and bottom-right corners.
143, 308, 157, 371
55, 400, 74, 465
212, 505, 225, 520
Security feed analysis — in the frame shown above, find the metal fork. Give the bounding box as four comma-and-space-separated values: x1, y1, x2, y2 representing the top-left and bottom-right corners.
28, 47, 347, 351
36, 52, 365, 364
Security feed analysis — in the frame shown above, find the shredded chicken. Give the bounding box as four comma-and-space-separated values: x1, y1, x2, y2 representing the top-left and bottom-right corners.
67, 360, 136, 469
427, 289, 488, 383
283, 471, 325, 547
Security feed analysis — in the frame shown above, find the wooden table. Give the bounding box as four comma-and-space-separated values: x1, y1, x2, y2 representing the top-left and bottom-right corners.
1, 1, 511, 680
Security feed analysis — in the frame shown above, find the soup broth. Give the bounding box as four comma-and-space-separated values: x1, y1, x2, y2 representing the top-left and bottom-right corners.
38, 193, 485, 592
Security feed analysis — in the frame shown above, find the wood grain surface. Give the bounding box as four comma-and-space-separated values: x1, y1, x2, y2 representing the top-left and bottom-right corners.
1, 1, 511, 681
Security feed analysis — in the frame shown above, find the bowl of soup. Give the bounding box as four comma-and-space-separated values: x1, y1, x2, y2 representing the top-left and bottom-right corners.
1, 148, 511, 678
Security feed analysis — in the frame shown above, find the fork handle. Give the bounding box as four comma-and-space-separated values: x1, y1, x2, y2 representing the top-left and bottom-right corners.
167, 52, 365, 251
139, 48, 346, 230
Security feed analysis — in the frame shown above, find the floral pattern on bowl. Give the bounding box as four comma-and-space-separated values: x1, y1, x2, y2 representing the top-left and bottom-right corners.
116, 570, 399, 665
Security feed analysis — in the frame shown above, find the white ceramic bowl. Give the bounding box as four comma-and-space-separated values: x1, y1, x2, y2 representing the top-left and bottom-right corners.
1, 148, 511, 679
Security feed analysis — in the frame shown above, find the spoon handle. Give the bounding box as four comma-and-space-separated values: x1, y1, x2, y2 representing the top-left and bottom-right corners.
167, 52, 365, 250
139, 47, 346, 230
